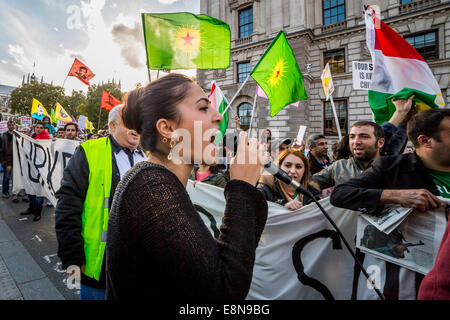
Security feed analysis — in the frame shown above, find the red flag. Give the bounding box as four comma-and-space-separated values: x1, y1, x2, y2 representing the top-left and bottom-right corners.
68, 58, 95, 85
100, 90, 121, 111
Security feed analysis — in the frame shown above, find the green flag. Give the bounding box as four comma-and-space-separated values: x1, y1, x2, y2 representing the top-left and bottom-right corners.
250, 31, 307, 117
50, 108, 57, 124
142, 12, 230, 70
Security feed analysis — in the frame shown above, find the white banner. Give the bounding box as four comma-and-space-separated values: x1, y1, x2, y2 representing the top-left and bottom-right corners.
187, 181, 440, 300
12, 131, 79, 206
352, 61, 373, 90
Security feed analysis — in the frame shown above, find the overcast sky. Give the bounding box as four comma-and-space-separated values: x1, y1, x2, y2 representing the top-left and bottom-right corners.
0, 0, 200, 94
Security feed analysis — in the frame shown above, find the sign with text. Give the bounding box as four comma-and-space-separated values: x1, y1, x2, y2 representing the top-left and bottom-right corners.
57, 120, 69, 129
352, 61, 373, 90
12, 131, 79, 206
20, 116, 32, 126
0, 121, 8, 133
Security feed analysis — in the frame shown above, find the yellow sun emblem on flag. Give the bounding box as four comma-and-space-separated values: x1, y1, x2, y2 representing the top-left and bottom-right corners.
269, 59, 287, 87
173, 25, 201, 55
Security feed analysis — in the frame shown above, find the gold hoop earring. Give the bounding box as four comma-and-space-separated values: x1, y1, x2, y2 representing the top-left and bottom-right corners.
162, 137, 168, 144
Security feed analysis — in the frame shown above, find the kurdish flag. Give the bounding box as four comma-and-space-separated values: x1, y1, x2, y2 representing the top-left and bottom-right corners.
365, 6, 445, 125
142, 12, 230, 70
55, 102, 72, 122
250, 31, 307, 117
31, 98, 50, 120
50, 108, 57, 124
209, 81, 229, 143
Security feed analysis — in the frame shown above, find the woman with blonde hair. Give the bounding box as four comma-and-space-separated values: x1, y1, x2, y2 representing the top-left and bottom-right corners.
257, 149, 321, 210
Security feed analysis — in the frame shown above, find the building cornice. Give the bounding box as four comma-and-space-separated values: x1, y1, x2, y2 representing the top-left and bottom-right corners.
229, 1, 450, 53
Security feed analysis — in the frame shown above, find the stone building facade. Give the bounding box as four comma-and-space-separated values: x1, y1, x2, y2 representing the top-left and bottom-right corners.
197, 0, 450, 145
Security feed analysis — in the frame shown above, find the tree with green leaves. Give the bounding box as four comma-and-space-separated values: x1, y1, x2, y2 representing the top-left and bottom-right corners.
77, 82, 123, 132
9, 82, 65, 116
59, 90, 86, 119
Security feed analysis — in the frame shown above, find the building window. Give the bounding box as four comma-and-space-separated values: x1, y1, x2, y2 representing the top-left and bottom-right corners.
405, 30, 438, 60
237, 62, 251, 83
239, 7, 253, 38
401, 0, 418, 4
238, 103, 253, 128
324, 49, 345, 74
324, 100, 347, 136
323, 0, 346, 26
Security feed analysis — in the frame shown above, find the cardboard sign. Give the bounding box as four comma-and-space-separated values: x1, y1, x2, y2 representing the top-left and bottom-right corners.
352, 61, 373, 90
296, 125, 307, 145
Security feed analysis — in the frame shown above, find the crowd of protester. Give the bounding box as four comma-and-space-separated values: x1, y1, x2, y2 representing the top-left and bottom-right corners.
0, 118, 110, 221
0, 76, 448, 300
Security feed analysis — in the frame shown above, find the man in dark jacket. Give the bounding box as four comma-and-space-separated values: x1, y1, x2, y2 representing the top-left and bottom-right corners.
306, 134, 331, 175
331, 108, 450, 299
1, 120, 18, 201
55, 105, 146, 300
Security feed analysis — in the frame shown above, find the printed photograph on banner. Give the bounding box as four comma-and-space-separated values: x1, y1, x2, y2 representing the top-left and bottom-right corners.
356, 198, 449, 275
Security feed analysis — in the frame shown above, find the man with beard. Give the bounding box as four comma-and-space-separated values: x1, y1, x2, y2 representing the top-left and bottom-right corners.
331, 108, 449, 300
311, 121, 385, 189
307, 134, 331, 175
64, 122, 80, 141
311, 97, 412, 189
55, 104, 146, 300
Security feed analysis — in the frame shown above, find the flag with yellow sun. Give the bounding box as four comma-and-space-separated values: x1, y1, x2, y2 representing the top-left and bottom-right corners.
250, 31, 307, 117
142, 12, 230, 70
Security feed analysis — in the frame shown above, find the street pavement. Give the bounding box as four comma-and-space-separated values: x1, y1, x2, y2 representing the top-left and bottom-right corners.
0, 173, 79, 300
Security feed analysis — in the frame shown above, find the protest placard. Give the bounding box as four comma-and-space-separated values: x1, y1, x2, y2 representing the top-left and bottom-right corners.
352, 61, 373, 90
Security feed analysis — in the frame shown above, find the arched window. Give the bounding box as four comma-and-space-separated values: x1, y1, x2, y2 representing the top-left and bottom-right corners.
238, 103, 253, 129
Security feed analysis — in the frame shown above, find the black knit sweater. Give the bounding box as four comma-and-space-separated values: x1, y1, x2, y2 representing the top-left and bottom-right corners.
105, 162, 268, 300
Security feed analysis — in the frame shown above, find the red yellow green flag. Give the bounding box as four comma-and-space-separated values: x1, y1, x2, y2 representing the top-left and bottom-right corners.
141, 12, 230, 70
250, 31, 307, 117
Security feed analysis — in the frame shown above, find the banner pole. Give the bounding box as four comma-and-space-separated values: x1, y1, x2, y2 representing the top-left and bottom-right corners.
148, 68, 152, 83
329, 95, 342, 140
221, 74, 250, 116
248, 90, 258, 138
97, 107, 102, 133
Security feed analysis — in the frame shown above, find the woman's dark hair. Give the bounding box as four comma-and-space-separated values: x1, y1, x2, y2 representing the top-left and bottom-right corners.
331, 134, 351, 160
121, 73, 195, 152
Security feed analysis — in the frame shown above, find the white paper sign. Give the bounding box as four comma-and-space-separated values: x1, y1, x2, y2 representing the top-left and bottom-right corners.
20, 116, 32, 126
352, 61, 373, 90
296, 125, 307, 145
0, 121, 7, 133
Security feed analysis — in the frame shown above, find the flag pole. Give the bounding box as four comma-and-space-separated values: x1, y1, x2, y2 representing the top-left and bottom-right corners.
157, 70, 160, 79
97, 107, 102, 133
329, 95, 342, 140
147, 68, 152, 83
248, 90, 258, 138
221, 74, 250, 116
